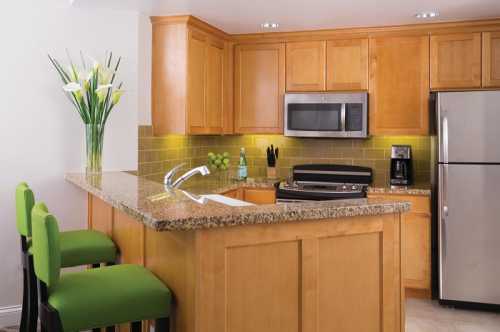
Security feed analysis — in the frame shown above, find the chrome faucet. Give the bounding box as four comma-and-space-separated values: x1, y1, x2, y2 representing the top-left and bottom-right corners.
164, 163, 211, 189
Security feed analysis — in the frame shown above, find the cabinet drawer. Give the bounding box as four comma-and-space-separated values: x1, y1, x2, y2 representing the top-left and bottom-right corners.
368, 194, 430, 215
223, 188, 244, 200
243, 188, 276, 205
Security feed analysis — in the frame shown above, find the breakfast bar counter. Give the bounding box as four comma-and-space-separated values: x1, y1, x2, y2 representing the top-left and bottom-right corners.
67, 171, 409, 332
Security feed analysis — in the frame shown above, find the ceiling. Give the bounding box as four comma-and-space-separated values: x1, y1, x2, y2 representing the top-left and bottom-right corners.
73, 0, 500, 34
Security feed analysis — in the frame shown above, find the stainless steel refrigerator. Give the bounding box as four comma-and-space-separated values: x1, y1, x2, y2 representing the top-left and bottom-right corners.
434, 91, 500, 307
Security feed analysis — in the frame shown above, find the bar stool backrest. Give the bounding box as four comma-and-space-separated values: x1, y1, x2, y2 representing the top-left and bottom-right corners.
16, 182, 35, 237
31, 202, 61, 287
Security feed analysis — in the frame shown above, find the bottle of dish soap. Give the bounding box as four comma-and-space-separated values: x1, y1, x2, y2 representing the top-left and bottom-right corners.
238, 147, 248, 180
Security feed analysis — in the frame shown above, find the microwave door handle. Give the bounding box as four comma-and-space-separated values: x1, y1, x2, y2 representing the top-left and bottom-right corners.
340, 104, 346, 131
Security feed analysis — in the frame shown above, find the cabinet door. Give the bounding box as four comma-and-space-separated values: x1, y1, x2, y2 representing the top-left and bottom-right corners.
187, 29, 208, 134
286, 41, 326, 91
369, 36, 429, 135
326, 39, 368, 91
403, 214, 431, 290
235, 43, 285, 134
482, 32, 500, 88
205, 37, 225, 133
430, 33, 481, 89
243, 188, 276, 205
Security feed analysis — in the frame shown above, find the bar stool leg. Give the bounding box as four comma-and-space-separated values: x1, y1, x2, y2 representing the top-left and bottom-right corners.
130, 321, 142, 332
26, 255, 38, 332
155, 317, 170, 332
19, 264, 29, 332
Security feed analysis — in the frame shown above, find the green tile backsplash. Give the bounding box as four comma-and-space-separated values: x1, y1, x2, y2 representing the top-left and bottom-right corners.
138, 126, 431, 186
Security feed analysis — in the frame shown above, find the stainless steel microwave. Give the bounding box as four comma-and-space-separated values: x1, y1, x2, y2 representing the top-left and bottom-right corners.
284, 92, 368, 138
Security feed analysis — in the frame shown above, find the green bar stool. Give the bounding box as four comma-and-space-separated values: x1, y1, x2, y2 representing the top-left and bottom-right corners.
16, 183, 118, 332
31, 202, 172, 332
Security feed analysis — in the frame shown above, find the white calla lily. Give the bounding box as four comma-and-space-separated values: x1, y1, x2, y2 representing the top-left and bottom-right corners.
95, 84, 113, 103
63, 82, 83, 92
111, 89, 124, 105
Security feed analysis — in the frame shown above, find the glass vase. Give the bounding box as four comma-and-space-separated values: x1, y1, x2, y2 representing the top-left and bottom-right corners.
85, 123, 105, 174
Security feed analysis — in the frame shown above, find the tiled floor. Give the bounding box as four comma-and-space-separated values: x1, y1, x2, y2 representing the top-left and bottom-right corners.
407, 298, 500, 331
2, 299, 499, 331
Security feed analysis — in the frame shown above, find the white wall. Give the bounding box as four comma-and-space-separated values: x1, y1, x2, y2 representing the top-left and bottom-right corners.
0, 0, 147, 318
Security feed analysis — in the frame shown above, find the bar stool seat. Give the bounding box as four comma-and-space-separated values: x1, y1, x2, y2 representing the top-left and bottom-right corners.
60, 230, 116, 267
27, 230, 116, 267
48, 264, 171, 331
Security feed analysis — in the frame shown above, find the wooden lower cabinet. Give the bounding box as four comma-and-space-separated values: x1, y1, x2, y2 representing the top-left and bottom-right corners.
221, 188, 244, 200
369, 193, 431, 297
89, 194, 404, 332
223, 187, 276, 205
242, 188, 276, 204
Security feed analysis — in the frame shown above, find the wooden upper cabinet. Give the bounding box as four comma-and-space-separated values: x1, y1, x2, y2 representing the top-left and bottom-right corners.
369, 35, 430, 135
234, 43, 285, 134
187, 30, 208, 134
482, 32, 500, 88
286, 41, 326, 91
430, 33, 482, 89
326, 39, 369, 91
151, 18, 232, 136
187, 29, 226, 134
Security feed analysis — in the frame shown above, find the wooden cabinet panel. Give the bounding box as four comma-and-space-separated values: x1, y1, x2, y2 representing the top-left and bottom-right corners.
326, 39, 368, 91
187, 30, 207, 133
369, 35, 430, 135
223, 188, 244, 200
403, 213, 431, 290
243, 188, 276, 205
235, 43, 285, 134
152, 19, 232, 136
187, 31, 225, 134
205, 39, 224, 131
112, 210, 144, 266
286, 41, 326, 91
197, 214, 402, 332
482, 32, 500, 87
226, 241, 300, 332
368, 193, 431, 294
430, 33, 482, 89
88, 194, 113, 236
318, 232, 381, 332
151, 22, 188, 135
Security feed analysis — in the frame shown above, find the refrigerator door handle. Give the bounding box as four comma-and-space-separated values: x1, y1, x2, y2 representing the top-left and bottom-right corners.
440, 110, 449, 164
439, 164, 449, 296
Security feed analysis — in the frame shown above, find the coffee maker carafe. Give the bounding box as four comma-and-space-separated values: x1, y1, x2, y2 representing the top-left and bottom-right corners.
390, 145, 413, 186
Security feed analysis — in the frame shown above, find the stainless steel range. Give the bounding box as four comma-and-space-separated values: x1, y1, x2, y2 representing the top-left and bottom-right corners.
276, 164, 373, 203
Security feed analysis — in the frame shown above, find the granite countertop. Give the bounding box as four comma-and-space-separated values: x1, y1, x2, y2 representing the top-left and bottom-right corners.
65, 172, 411, 231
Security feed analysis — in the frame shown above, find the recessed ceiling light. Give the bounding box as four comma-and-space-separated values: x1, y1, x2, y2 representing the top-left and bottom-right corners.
415, 11, 439, 19
261, 22, 279, 29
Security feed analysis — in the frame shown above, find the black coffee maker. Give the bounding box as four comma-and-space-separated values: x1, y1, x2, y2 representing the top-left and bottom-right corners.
390, 145, 413, 186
